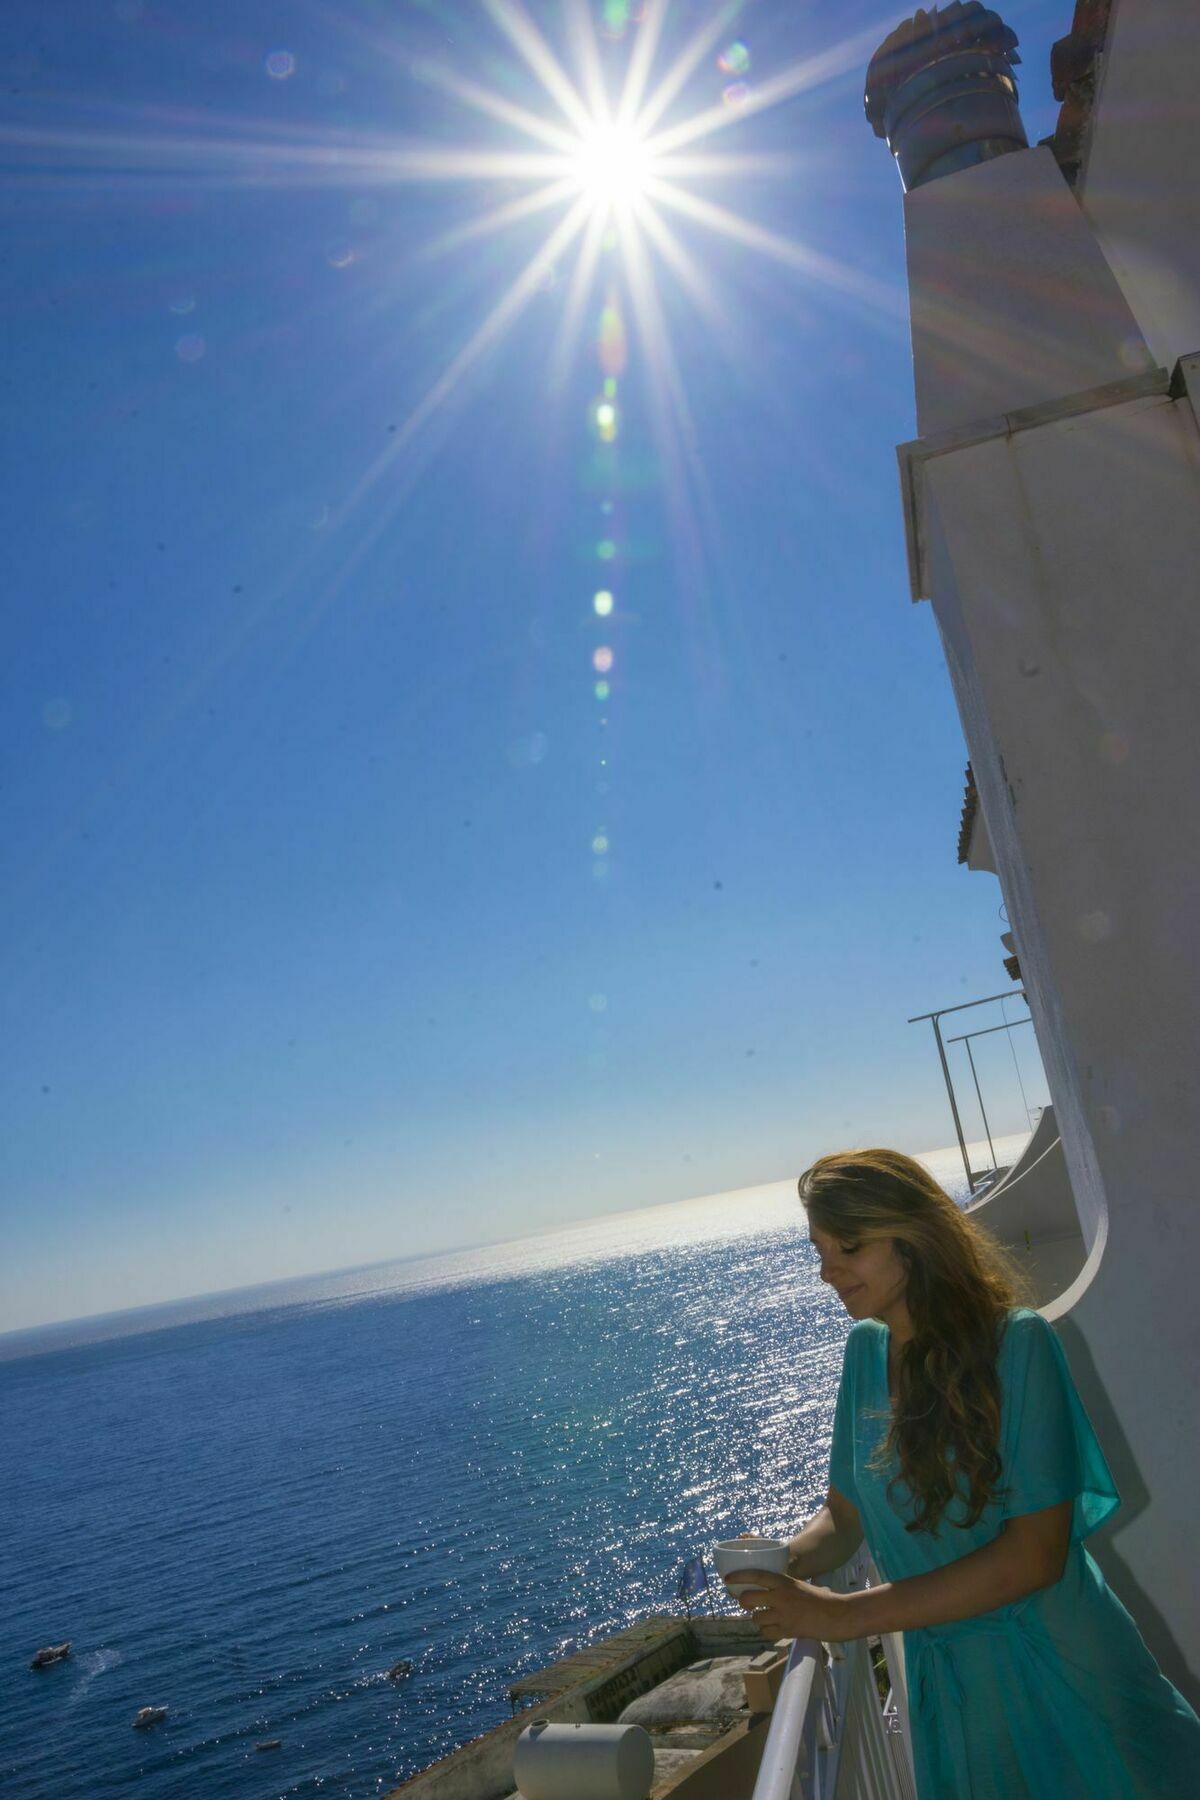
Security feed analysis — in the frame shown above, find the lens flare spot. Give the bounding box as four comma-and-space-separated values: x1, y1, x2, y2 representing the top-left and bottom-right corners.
594, 680, 610, 700
592, 833, 609, 855
327, 245, 355, 269
593, 861, 610, 880
597, 303, 627, 376
593, 590, 614, 617
508, 731, 549, 768
266, 50, 296, 79
1118, 334, 1152, 370
174, 333, 206, 362
596, 538, 616, 561
593, 646, 614, 674
588, 993, 609, 1012
718, 42, 751, 76
722, 81, 751, 107
601, 0, 630, 42
594, 400, 618, 443
167, 292, 195, 316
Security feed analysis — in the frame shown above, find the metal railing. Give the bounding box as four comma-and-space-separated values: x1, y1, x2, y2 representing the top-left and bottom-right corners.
908, 989, 1042, 1192
749, 1553, 915, 1800
944, 1015, 1037, 1175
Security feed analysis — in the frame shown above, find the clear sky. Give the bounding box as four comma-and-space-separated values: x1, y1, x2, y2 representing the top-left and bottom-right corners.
0, 0, 1063, 1331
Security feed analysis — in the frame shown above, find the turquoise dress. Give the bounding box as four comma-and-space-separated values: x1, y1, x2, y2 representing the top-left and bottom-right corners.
828, 1308, 1200, 1796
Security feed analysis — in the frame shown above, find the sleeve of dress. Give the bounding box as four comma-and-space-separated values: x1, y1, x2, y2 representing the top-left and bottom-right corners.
827, 1335, 858, 1505
999, 1309, 1120, 1539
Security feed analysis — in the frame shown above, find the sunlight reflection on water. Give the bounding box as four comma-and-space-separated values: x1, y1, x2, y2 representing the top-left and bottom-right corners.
1, 1130, 1032, 1795
1, 1132, 1030, 1364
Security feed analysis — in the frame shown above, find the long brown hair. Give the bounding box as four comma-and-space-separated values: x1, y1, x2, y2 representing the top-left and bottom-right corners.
798, 1148, 1030, 1535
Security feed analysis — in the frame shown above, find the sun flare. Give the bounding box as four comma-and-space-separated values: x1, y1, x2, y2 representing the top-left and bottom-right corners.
11, 6, 895, 506
568, 121, 656, 211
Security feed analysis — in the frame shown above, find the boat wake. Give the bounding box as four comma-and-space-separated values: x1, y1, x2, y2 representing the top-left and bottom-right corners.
67, 1647, 122, 1704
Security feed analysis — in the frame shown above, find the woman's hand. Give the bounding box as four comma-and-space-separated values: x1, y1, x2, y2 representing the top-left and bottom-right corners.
729, 1570, 854, 1643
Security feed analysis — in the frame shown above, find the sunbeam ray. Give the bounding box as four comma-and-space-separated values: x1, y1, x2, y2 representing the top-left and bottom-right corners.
632, 0, 745, 139
408, 57, 580, 155
550, 205, 613, 389
481, 0, 595, 139
0, 116, 563, 186
618, 213, 725, 686
565, 0, 612, 126
636, 200, 731, 337
344, 196, 593, 516
615, 0, 671, 129
642, 177, 904, 321
416, 176, 580, 264
652, 150, 798, 179
646, 22, 888, 158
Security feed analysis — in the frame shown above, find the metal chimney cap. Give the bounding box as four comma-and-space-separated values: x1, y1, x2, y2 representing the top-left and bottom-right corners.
865, 2, 1021, 137
864, 3, 1026, 189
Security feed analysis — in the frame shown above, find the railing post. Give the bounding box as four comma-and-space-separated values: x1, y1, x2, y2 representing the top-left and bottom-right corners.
748, 1551, 916, 1800
930, 1011, 975, 1190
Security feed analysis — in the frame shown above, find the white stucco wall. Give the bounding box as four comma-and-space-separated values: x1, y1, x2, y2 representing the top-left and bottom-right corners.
895, 97, 1200, 1697
903, 146, 1151, 437
1079, 0, 1200, 367
920, 349, 1200, 1708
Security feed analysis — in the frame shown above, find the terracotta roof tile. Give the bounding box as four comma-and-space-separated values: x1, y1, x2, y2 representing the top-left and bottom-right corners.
957, 762, 979, 865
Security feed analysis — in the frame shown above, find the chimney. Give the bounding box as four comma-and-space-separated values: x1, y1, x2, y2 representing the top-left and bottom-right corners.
865, 3, 1028, 191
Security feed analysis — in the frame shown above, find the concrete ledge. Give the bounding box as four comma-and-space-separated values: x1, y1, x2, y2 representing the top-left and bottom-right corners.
385, 1620, 698, 1800
897, 364, 1170, 600
651, 1714, 772, 1800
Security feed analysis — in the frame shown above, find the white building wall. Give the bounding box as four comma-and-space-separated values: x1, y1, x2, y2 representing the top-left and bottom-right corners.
894, 26, 1200, 1698
1080, 0, 1200, 367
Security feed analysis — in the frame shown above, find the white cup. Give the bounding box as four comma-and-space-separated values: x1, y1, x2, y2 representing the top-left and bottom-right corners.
713, 1536, 790, 1596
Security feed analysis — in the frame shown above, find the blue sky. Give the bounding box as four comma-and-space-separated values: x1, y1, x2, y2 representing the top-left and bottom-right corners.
0, 0, 1063, 1329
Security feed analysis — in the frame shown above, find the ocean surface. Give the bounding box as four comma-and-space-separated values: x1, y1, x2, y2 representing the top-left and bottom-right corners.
0, 1135, 1027, 1799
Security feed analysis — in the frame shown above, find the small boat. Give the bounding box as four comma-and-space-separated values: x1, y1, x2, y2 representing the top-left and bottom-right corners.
386, 1659, 414, 1681
30, 1643, 71, 1670
132, 1705, 168, 1729
254, 1739, 282, 1752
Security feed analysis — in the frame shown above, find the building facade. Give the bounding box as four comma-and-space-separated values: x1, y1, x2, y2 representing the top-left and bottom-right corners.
870, 0, 1200, 1701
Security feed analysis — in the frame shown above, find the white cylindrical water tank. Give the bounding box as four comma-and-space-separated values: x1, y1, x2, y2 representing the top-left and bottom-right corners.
512, 1721, 655, 1800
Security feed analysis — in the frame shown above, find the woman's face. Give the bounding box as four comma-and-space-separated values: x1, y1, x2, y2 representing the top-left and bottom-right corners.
809, 1222, 909, 1327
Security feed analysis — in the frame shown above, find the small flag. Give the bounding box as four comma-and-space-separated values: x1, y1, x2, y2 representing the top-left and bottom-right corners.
677, 1555, 708, 1601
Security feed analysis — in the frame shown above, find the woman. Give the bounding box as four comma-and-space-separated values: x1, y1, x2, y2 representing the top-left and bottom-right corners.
729, 1149, 1200, 1797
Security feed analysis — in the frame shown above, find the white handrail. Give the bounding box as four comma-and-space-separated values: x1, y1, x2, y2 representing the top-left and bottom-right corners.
749, 1553, 915, 1800
752, 1639, 824, 1800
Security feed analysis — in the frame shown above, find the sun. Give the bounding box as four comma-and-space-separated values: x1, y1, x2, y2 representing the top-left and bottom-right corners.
39, 5, 889, 485
568, 121, 655, 211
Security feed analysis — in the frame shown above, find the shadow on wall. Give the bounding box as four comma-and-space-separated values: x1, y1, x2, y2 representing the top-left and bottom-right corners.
967, 1113, 1199, 1707
1055, 1313, 1199, 1712
965, 1107, 1084, 1309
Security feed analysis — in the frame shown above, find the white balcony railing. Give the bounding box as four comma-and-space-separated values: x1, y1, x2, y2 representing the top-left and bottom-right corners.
750, 1553, 916, 1800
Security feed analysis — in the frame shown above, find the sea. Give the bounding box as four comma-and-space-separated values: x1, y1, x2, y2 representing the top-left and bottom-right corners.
0, 1135, 1028, 1799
